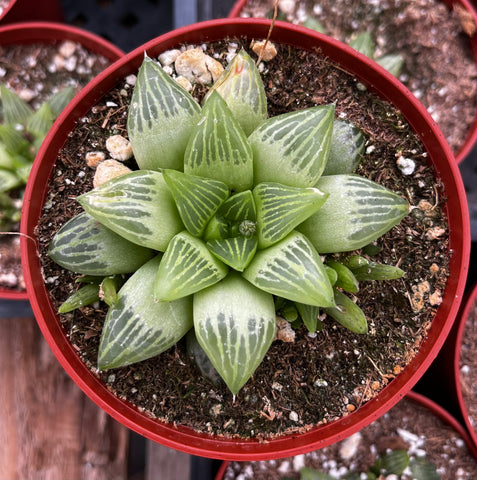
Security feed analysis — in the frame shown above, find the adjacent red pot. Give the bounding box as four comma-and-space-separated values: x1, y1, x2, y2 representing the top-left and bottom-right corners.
214, 390, 477, 479
20, 19, 470, 460
228, 0, 477, 164
0, 0, 63, 23
0, 22, 124, 300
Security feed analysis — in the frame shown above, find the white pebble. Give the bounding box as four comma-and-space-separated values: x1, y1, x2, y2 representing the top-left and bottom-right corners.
158, 49, 181, 66
175, 76, 193, 92
125, 74, 137, 86
396, 155, 416, 175
339, 432, 362, 460
105, 134, 133, 161
59, 40, 77, 58
175, 48, 223, 84
85, 151, 106, 168
289, 411, 299, 422
251, 40, 278, 61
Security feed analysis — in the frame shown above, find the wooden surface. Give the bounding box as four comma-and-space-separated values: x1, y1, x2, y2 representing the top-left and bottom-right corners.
0, 316, 129, 480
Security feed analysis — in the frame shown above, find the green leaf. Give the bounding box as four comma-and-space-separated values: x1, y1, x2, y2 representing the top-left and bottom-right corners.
300, 467, 339, 480
193, 272, 276, 394
324, 290, 368, 334
243, 231, 335, 307
47, 86, 76, 116
298, 174, 409, 253
58, 283, 100, 314
349, 31, 375, 58
376, 53, 404, 77
127, 55, 201, 171
0, 168, 22, 193
154, 231, 228, 301
409, 456, 440, 480
207, 236, 257, 271
250, 104, 335, 187
48, 212, 154, 275
295, 302, 322, 333
77, 170, 184, 252
216, 189, 256, 224
205, 49, 267, 136
162, 169, 229, 237
0, 142, 16, 170
98, 255, 193, 370
27, 102, 54, 143
377, 450, 410, 475
184, 91, 253, 192
346, 258, 404, 281
0, 85, 34, 125
100, 275, 125, 306
325, 258, 359, 293
253, 182, 328, 249
301, 17, 327, 34
323, 119, 365, 175
0, 124, 31, 158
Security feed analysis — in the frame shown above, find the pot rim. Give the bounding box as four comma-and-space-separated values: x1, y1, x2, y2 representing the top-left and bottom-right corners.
0, 20, 124, 300
20, 18, 471, 460
0, 0, 64, 24
214, 390, 477, 479
228, 0, 477, 164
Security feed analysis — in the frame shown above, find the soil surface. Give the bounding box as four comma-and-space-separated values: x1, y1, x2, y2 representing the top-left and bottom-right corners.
238, 0, 477, 156
36, 38, 451, 439
222, 396, 477, 479
0, 40, 113, 292
460, 292, 477, 438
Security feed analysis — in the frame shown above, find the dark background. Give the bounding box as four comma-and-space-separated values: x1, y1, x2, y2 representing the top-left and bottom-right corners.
5, 0, 477, 478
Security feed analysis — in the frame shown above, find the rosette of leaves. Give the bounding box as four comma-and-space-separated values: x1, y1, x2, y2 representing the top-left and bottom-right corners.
49, 49, 409, 395
296, 449, 440, 480
0, 85, 75, 230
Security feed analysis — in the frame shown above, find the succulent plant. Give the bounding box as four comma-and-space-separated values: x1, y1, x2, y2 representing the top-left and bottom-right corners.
0, 85, 75, 230
49, 48, 409, 395
295, 449, 440, 480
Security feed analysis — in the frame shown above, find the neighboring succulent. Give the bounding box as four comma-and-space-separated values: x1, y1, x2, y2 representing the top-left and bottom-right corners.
0, 85, 75, 230
49, 48, 409, 395
294, 449, 440, 480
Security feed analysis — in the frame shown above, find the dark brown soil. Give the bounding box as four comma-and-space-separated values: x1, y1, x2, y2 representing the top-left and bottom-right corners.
238, 0, 477, 156
460, 291, 477, 438
0, 41, 113, 292
36, 38, 450, 440
222, 396, 477, 479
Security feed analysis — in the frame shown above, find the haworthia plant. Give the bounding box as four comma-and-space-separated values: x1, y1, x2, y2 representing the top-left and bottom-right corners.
0, 84, 75, 230
50, 46, 411, 395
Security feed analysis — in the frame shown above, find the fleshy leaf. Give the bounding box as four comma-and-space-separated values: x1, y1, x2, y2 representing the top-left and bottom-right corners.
48, 212, 154, 275
27, 102, 54, 142
300, 468, 338, 480
207, 236, 257, 271
77, 170, 184, 251
216, 189, 256, 223
47, 86, 76, 116
250, 105, 335, 187
0, 124, 30, 157
0, 168, 22, 193
162, 169, 229, 237
127, 55, 201, 171
301, 17, 326, 34
324, 290, 368, 334
193, 272, 276, 395
295, 302, 322, 333
297, 175, 409, 253
242, 231, 335, 307
253, 182, 328, 249
184, 91, 253, 192
98, 255, 193, 369
376, 53, 404, 77
325, 258, 359, 293
349, 31, 375, 58
0, 85, 34, 125
409, 457, 440, 480
345, 257, 404, 281
372, 450, 409, 476
323, 119, 365, 175
205, 49, 267, 135
154, 231, 228, 301
58, 283, 100, 314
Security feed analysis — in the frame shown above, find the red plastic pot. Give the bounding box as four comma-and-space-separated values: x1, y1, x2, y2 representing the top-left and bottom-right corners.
214, 390, 477, 479
20, 19, 470, 460
228, 0, 477, 164
0, 22, 123, 300
452, 283, 477, 451
0, 0, 63, 24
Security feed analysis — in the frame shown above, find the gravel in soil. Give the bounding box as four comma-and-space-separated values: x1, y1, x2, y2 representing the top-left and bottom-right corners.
36, 38, 451, 440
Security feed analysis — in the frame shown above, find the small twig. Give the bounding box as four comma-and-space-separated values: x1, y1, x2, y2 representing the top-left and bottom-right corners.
256, 0, 279, 66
